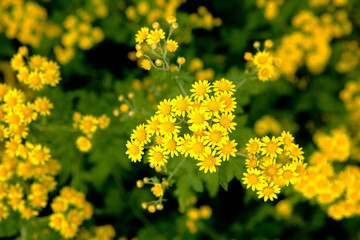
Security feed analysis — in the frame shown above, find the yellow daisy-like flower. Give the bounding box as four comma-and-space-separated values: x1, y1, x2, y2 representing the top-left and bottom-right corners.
130, 124, 150, 146
203, 95, 225, 117
29, 55, 46, 70
204, 124, 226, 147
257, 182, 280, 202
171, 95, 191, 117
10, 53, 25, 71
280, 131, 295, 150
49, 212, 66, 231
218, 92, 237, 113
3, 89, 25, 110
146, 28, 165, 45
79, 115, 98, 135
135, 27, 149, 44
20, 103, 38, 124
146, 115, 161, 136
245, 156, 259, 169
159, 116, 180, 137
187, 108, 210, 132
189, 136, 210, 159
245, 137, 262, 155
148, 146, 168, 167
213, 112, 237, 132
162, 136, 180, 157
29, 144, 51, 165
260, 136, 283, 159
216, 137, 238, 161
34, 97, 54, 116
190, 80, 212, 101
126, 140, 144, 162
242, 168, 265, 191
257, 64, 274, 82
167, 39, 178, 52
278, 164, 300, 186
196, 151, 222, 173
151, 183, 164, 197
286, 144, 304, 161
178, 134, 192, 157
253, 51, 273, 68
212, 78, 236, 95
156, 99, 173, 117
26, 70, 44, 90
76, 136, 92, 152
260, 157, 281, 181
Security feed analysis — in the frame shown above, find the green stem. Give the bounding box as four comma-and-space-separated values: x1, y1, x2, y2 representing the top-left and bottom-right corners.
235, 152, 248, 158
175, 76, 188, 96
168, 158, 186, 181
21, 221, 30, 240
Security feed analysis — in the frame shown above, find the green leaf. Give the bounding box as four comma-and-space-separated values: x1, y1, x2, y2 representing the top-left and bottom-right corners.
0, 213, 20, 238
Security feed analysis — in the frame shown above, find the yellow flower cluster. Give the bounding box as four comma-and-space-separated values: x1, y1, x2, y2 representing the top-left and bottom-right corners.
295, 128, 360, 220
275, 9, 352, 80
335, 41, 360, 74
77, 224, 116, 240
243, 131, 306, 201
185, 205, 212, 234
126, 78, 238, 174
73, 112, 110, 152
54, 9, 105, 64
255, 0, 284, 20
309, 0, 348, 8
124, 1, 220, 43
0, 48, 63, 221
0, 0, 50, 47
187, 58, 215, 81
254, 115, 281, 136
49, 187, 93, 239
135, 18, 184, 71
244, 40, 282, 82
10, 46, 62, 90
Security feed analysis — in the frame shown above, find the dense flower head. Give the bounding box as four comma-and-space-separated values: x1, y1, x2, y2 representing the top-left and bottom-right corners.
10, 47, 62, 90
295, 128, 360, 221
243, 131, 306, 201
126, 79, 238, 174
244, 40, 282, 82
49, 187, 93, 239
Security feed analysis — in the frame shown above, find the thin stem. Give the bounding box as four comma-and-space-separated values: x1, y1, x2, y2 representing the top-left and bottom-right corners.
235, 77, 248, 90
235, 152, 248, 158
175, 76, 188, 96
168, 158, 186, 181
21, 221, 30, 240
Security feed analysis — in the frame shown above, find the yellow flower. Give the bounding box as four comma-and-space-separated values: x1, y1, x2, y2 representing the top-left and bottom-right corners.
242, 168, 265, 190
187, 108, 210, 132
216, 137, 238, 161
162, 136, 180, 157
141, 59, 151, 70
130, 124, 150, 145
218, 92, 237, 113
171, 95, 191, 117
257, 182, 281, 202
278, 164, 300, 186
156, 99, 173, 117
253, 51, 273, 68
212, 78, 236, 95
34, 97, 54, 116
190, 80, 212, 101
286, 144, 304, 161
159, 115, 180, 137
178, 134, 192, 157
97, 114, 110, 129
148, 146, 168, 167
204, 124, 226, 147
280, 131, 294, 150
167, 39, 178, 52
126, 140, 144, 162
189, 136, 210, 159
213, 112, 237, 132
146, 28, 165, 45
257, 64, 274, 82
79, 115, 98, 134
135, 27, 149, 44
29, 144, 51, 165
151, 183, 164, 197
203, 96, 225, 117
145, 115, 161, 135
260, 136, 283, 159
26, 70, 44, 90
260, 157, 281, 181
197, 151, 222, 173
49, 212, 66, 231
245, 137, 262, 155
76, 136, 92, 152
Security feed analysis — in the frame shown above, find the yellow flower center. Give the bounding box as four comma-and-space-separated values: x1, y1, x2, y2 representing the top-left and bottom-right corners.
283, 170, 293, 180
283, 136, 292, 146
202, 155, 216, 168
219, 116, 231, 128
153, 152, 163, 162
129, 145, 139, 156
265, 165, 277, 177
193, 113, 205, 125
249, 142, 259, 153
166, 139, 177, 151
258, 55, 268, 65
207, 100, 221, 112
160, 104, 171, 115
176, 99, 188, 111
263, 186, 274, 196
266, 142, 278, 154
260, 68, 270, 77
248, 174, 259, 185
162, 121, 174, 133
135, 129, 147, 142
192, 142, 204, 155
195, 85, 207, 96
222, 142, 233, 154
209, 130, 222, 143
248, 158, 258, 168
